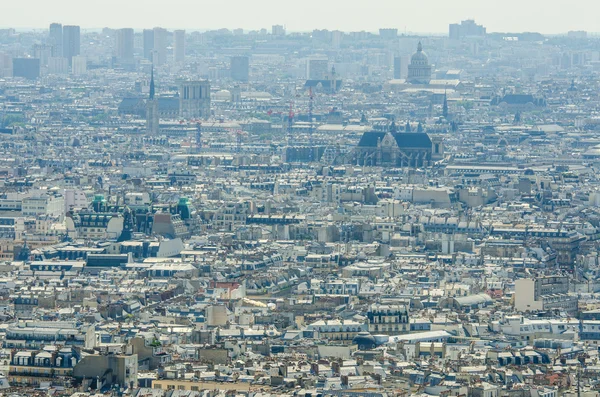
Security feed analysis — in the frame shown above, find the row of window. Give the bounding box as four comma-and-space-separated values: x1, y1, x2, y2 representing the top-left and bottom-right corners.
155, 384, 201, 391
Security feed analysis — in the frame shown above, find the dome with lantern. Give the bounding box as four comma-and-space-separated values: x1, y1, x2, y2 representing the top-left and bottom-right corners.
407, 42, 432, 84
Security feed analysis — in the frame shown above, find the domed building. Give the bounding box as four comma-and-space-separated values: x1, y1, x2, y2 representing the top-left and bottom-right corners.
407, 42, 432, 84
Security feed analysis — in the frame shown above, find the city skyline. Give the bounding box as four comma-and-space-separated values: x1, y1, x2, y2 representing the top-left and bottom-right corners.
3, 0, 600, 35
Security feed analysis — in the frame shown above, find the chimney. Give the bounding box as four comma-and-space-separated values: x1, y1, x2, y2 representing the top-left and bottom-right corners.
373, 373, 382, 385
311, 362, 319, 375
279, 364, 288, 378
331, 361, 340, 376
341, 374, 349, 386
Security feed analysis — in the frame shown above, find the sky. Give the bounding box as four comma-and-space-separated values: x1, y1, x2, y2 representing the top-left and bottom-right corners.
3, 0, 599, 34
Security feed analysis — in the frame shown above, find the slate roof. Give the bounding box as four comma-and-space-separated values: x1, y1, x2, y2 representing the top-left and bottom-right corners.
357, 132, 386, 147
357, 132, 432, 149
491, 94, 546, 107
304, 80, 343, 90
158, 97, 180, 112
118, 97, 145, 114
397, 133, 433, 148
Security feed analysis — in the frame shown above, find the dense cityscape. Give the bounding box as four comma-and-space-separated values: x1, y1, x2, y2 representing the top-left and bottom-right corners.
0, 12, 599, 397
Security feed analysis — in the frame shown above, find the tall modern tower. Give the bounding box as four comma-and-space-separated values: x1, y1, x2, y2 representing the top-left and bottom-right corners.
173, 30, 185, 63
115, 28, 134, 63
62, 25, 80, 65
307, 58, 329, 80
393, 56, 402, 79
49, 23, 63, 57
230, 56, 249, 82
146, 69, 160, 135
152, 27, 168, 66
143, 29, 154, 60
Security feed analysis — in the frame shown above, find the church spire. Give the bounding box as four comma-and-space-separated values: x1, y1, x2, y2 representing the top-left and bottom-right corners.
149, 67, 155, 100
417, 41, 423, 52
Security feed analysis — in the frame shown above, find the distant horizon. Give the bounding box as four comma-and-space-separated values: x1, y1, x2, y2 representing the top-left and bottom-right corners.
3, 27, 599, 37
3, 0, 600, 36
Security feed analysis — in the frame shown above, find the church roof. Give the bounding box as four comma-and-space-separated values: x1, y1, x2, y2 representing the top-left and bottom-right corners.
118, 97, 144, 112
398, 132, 432, 148
357, 132, 386, 147
357, 132, 432, 149
491, 94, 546, 107
157, 97, 180, 111
304, 79, 343, 89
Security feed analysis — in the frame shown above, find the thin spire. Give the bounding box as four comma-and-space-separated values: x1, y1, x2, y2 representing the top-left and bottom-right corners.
417, 41, 423, 52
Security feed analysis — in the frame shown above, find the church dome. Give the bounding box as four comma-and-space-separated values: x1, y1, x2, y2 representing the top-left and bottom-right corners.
410, 42, 429, 66
213, 89, 232, 101
407, 42, 432, 84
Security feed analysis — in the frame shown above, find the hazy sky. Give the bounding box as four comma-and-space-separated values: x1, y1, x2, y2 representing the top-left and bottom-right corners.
3, 0, 598, 34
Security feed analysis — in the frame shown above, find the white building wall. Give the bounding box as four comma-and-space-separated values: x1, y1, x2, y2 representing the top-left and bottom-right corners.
514, 279, 543, 312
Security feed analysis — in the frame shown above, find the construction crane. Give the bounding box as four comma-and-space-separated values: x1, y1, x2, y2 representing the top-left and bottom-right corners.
195, 122, 202, 152
287, 101, 294, 146
308, 87, 314, 161
236, 129, 243, 153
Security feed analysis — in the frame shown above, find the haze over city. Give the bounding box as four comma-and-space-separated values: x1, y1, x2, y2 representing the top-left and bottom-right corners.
4, 0, 600, 34
2, 2, 600, 397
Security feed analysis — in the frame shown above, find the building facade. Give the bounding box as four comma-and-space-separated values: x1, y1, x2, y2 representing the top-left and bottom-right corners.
179, 80, 211, 119
230, 56, 249, 82
62, 25, 80, 65
173, 30, 185, 63
355, 131, 443, 167
116, 28, 134, 62
367, 303, 409, 334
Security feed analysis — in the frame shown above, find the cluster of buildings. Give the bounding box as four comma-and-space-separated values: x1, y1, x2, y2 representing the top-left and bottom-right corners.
0, 17, 599, 397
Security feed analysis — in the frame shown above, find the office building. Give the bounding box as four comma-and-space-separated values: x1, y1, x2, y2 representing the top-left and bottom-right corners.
0, 53, 12, 77
272, 25, 285, 36
393, 55, 409, 79
379, 28, 398, 40
12, 58, 40, 80
48, 57, 69, 74
307, 58, 329, 80
152, 27, 168, 66
71, 56, 87, 76
514, 276, 578, 314
393, 56, 401, 79
49, 23, 63, 57
33, 44, 52, 67
230, 55, 249, 82
568, 30, 587, 39
331, 30, 343, 48
115, 28, 134, 63
173, 30, 185, 63
179, 80, 211, 119
62, 25, 80, 65
143, 29, 154, 60
449, 19, 486, 40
